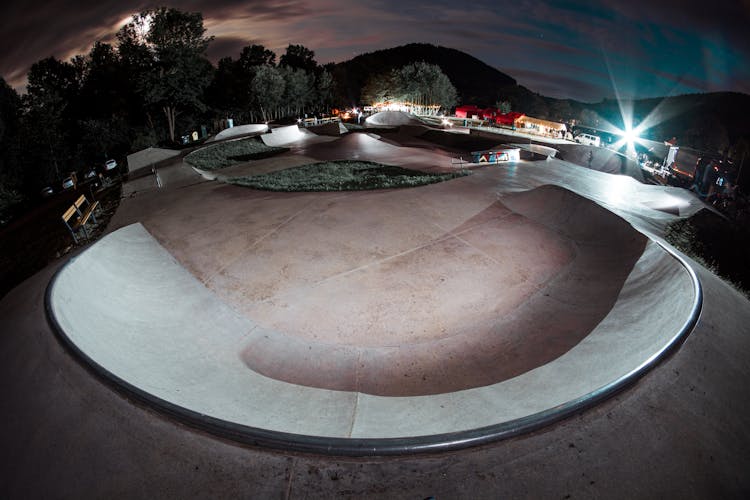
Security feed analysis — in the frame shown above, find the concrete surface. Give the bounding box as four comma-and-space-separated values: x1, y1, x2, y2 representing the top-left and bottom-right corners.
46, 183, 696, 442
306, 122, 348, 136
125, 146, 181, 173
365, 111, 423, 127
210, 123, 268, 142
1, 127, 749, 497
260, 125, 335, 147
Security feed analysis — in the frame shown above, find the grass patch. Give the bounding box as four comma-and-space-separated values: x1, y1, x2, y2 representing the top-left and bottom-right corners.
185, 137, 287, 171
226, 160, 469, 192
666, 209, 750, 297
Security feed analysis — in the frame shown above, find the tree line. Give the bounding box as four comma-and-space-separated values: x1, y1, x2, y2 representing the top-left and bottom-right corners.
0, 7, 460, 210
361, 61, 457, 114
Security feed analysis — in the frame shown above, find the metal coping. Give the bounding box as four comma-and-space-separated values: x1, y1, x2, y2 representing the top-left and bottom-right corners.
44, 236, 702, 457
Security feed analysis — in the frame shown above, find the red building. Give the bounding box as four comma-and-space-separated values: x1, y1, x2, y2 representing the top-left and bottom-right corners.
495, 111, 525, 127
454, 105, 482, 119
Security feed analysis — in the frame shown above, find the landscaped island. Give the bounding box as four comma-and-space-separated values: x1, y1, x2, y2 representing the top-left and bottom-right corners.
226, 160, 469, 191
185, 137, 287, 171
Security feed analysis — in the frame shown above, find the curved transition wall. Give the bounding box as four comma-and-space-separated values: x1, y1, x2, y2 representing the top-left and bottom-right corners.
365, 110, 423, 127
239, 186, 648, 396
47, 185, 700, 454
210, 123, 268, 141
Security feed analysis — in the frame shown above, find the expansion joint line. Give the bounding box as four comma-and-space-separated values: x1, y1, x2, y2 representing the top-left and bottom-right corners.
203, 202, 314, 284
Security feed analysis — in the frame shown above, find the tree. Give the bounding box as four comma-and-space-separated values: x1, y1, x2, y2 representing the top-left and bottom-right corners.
0, 78, 21, 156
204, 56, 246, 118
79, 117, 129, 164
23, 57, 82, 182
118, 7, 213, 142
0, 78, 22, 192
578, 108, 600, 128
361, 72, 396, 106
313, 70, 334, 112
496, 100, 512, 114
280, 66, 312, 116
205, 44, 278, 121
394, 62, 457, 113
250, 65, 285, 122
239, 44, 276, 70
79, 42, 128, 121
362, 62, 457, 114
548, 99, 574, 122
279, 44, 318, 73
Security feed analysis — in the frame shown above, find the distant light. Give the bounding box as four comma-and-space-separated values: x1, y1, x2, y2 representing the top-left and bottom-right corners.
297, 118, 302, 123
608, 119, 644, 158
441, 118, 452, 127
623, 125, 639, 144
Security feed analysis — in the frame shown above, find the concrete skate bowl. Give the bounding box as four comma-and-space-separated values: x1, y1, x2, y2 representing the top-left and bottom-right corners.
46, 186, 701, 455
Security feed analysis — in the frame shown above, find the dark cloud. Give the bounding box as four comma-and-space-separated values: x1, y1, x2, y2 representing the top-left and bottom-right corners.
1, 0, 748, 100
0, 1, 136, 86
508, 67, 611, 102
206, 36, 255, 62
201, 0, 310, 21
0, 1, 311, 89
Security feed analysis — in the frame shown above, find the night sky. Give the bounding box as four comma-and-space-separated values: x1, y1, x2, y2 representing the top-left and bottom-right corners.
1, 0, 748, 102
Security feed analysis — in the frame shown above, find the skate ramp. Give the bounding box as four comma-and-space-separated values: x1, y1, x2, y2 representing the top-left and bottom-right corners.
126, 147, 180, 174
47, 184, 700, 453
259, 124, 325, 147
556, 143, 644, 180
365, 110, 422, 127
511, 143, 558, 158
307, 121, 349, 136
211, 123, 268, 142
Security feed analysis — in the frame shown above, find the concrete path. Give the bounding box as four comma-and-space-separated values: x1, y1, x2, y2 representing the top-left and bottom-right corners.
2, 129, 749, 497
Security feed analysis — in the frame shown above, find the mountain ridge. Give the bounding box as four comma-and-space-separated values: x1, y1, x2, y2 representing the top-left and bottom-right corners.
331, 43, 749, 155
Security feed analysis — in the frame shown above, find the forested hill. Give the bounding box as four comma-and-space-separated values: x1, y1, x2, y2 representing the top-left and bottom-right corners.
332, 43, 749, 157
332, 43, 528, 106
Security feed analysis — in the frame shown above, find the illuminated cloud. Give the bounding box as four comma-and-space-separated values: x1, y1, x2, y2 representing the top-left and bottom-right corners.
0, 0, 747, 100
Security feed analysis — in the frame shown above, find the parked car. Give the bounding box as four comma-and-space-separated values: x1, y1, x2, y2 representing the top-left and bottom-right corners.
104, 159, 118, 171
61, 177, 75, 190
40, 186, 54, 197
575, 133, 601, 147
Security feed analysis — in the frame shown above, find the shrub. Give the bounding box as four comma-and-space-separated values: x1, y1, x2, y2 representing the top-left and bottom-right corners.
185, 137, 287, 170
226, 160, 469, 191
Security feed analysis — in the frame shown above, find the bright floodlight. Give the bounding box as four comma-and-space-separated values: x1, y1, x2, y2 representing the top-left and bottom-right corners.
607, 118, 645, 158
623, 125, 639, 144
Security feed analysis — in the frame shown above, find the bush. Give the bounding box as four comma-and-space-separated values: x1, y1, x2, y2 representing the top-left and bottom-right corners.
666, 209, 750, 295
0, 182, 24, 225
226, 160, 469, 191
185, 137, 287, 170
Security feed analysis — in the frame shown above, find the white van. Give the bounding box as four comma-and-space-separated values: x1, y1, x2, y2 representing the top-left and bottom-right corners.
575, 133, 601, 147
